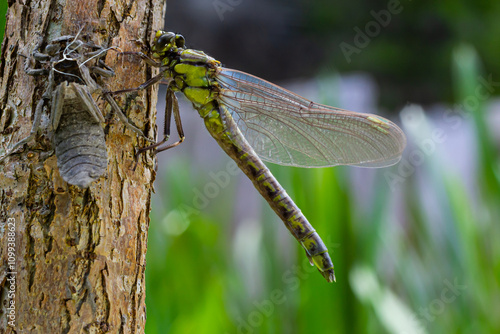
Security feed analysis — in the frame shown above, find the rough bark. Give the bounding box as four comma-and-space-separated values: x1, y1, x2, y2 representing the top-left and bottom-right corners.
0, 0, 163, 332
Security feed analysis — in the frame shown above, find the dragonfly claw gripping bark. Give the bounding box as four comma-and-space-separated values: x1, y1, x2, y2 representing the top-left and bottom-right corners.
119, 30, 407, 282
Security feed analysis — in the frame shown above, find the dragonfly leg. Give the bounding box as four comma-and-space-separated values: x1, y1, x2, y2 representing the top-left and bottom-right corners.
154, 88, 185, 154
110, 72, 168, 95
119, 51, 162, 68
102, 92, 155, 143
132, 88, 185, 170
102, 75, 171, 143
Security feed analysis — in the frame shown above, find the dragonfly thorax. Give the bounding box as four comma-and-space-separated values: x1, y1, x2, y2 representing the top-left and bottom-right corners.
151, 32, 221, 105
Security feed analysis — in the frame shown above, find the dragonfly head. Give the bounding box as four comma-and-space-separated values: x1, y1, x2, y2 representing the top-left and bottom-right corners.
152, 31, 185, 57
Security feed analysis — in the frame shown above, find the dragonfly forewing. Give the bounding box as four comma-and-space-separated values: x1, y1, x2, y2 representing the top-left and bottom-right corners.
216, 69, 406, 168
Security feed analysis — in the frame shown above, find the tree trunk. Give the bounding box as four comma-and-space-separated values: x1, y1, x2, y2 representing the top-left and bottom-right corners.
0, 1, 163, 332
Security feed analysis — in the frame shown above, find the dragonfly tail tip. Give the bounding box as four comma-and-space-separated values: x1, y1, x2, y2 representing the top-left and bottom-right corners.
322, 269, 336, 283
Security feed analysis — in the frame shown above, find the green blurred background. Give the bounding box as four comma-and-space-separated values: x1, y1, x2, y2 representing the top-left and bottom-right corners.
2, 1, 500, 333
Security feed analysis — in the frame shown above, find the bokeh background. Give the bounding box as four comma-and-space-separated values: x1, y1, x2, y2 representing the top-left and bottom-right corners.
2, 0, 500, 333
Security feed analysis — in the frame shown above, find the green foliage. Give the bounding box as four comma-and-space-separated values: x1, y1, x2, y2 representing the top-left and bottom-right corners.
0, 2, 7, 49
304, 0, 500, 108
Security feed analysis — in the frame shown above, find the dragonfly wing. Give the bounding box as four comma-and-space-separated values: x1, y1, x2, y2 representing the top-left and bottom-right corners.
216, 69, 406, 168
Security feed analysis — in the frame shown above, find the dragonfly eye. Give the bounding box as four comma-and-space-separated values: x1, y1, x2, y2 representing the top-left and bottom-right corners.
156, 32, 176, 51
175, 35, 185, 48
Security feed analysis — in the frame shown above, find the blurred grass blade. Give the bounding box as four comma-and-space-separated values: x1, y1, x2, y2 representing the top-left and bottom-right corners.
452, 44, 500, 199
350, 265, 427, 334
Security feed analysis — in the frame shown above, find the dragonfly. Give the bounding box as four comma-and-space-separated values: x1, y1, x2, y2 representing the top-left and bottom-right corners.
116, 31, 407, 282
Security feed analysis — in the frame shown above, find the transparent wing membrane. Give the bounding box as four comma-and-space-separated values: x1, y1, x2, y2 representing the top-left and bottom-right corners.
217, 69, 406, 168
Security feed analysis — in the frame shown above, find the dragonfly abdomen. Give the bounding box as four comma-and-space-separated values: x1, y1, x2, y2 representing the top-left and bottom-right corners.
202, 104, 336, 282
253, 167, 335, 282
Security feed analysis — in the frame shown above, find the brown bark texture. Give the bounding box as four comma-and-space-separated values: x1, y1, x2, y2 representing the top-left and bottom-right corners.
0, 0, 164, 332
